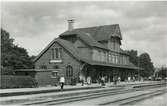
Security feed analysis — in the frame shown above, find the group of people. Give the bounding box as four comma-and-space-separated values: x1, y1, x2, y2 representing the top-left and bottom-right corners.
59, 75, 137, 90
99, 76, 136, 86
80, 76, 91, 86
80, 76, 119, 87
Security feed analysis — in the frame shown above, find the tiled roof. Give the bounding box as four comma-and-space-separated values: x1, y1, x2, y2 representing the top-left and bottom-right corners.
56, 38, 81, 60
60, 24, 122, 41
60, 24, 124, 52
61, 30, 108, 50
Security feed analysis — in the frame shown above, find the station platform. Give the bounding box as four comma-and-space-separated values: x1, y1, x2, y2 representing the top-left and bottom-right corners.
0, 81, 160, 97
0, 81, 164, 103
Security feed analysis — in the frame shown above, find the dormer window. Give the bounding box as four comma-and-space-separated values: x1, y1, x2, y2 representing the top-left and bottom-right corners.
60, 35, 77, 43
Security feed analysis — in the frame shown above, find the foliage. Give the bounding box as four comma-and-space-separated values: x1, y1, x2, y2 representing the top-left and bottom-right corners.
157, 67, 167, 79
139, 53, 154, 77
1, 66, 14, 75
125, 50, 154, 78
125, 50, 139, 66
0, 75, 38, 88
1, 28, 34, 75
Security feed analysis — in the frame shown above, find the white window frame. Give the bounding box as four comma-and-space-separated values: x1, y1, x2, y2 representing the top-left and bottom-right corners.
50, 48, 62, 63
51, 71, 58, 78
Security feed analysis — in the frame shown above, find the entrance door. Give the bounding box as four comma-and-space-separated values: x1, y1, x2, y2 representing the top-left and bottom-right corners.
66, 65, 73, 85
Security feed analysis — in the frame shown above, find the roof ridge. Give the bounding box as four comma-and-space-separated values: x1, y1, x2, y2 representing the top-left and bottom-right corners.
75, 24, 119, 30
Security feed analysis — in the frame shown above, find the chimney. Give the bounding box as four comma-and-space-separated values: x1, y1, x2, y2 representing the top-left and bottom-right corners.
67, 19, 74, 31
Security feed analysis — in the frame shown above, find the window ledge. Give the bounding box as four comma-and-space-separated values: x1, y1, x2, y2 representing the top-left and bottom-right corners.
50, 59, 62, 63
51, 77, 58, 78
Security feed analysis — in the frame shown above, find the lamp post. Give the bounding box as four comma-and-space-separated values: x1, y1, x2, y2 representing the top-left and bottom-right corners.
138, 58, 140, 81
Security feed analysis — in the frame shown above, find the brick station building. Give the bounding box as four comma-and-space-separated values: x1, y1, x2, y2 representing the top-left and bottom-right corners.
16, 20, 141, 86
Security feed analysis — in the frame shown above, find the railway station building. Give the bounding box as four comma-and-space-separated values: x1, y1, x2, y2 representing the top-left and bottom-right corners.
16, 20, 141, 86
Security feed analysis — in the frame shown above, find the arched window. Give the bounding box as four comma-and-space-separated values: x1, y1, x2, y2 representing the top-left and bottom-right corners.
66, 65, 73, 77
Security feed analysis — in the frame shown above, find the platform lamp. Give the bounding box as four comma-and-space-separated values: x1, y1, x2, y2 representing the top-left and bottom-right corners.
138, 58, 140, 81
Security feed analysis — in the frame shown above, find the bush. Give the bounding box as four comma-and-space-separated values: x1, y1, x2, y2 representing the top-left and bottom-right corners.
0, 75, 38, 89
1, 66, 15, 75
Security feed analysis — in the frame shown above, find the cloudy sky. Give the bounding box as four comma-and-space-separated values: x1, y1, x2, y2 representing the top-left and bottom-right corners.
1, 1, 167, 67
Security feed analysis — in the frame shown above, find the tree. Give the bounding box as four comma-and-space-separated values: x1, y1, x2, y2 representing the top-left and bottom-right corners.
1, 28, 34, 75
157, 67, 167, 79
125, 50, 155, 78
125, 50, 139, 66
139, 53, 154, 78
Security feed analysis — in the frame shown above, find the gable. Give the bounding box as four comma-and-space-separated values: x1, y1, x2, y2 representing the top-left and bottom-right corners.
35, 41, 82, 70
112, 25, 122, 39
34, 38, 80, 63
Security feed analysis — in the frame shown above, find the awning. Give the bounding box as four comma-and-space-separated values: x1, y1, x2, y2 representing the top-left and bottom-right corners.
81, 58, 142, 70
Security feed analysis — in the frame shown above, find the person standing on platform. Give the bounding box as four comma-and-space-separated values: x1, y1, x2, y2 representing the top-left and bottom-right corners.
101, 76, 105, 86
132, 76, 135, 82
87, 76, 91, 85
113, 76, 117, 85
81, 77, 84, 86
60, 76, 65, 90
118, 76, 121, 83
128, 76, 131, 83
80, 75, 84, 86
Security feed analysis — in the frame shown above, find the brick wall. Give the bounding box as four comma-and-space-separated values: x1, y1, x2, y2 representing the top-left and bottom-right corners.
35, 42, 81, 85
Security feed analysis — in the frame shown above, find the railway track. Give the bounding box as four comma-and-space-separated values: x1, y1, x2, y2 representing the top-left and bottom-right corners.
0, 87, 124, 105
99, 88, 167, 106
21, 83, 166, 105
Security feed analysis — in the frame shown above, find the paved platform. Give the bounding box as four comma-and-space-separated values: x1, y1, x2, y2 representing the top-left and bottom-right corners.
0, 86, 123, 102
0, 81, 160, 97
0, 81, 163, 104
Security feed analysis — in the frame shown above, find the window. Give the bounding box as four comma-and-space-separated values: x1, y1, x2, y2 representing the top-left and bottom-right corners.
115, 56, 118, 64
51, 48, 62, 60
120, 56, 123, 64
113, 40, 116, 50
40, 65, 47, 69
93, 49, 100, 61
123, 56, 126, 64
51, 71, 58, 78
104, 52, 108, 62
125, 56, 127, 64
108, 54, 111, 63
66, 65, 73, 77
53, 65, 59, 69
127, 57, 129, 64
55, 48, 59, 58
59, 48, 62, 58
51, 48, 55, 59
101, 51, 104, 62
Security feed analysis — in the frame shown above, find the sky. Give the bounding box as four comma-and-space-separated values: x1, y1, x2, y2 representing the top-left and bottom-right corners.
1, 1, 167, 67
